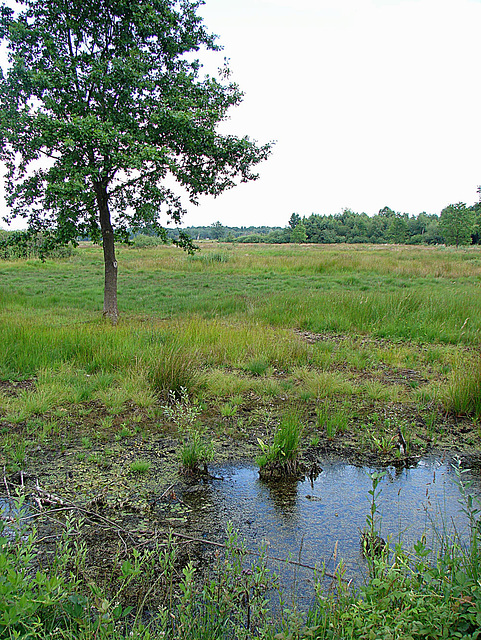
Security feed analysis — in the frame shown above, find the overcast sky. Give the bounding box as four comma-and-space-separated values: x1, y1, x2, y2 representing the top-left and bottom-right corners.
1, 0, 480, 229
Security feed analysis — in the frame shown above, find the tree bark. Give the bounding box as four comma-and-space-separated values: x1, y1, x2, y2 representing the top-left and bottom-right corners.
94, 181, 119, 324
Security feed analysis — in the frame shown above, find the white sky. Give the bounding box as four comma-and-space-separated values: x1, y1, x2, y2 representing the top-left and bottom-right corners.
1, 0, 481, 229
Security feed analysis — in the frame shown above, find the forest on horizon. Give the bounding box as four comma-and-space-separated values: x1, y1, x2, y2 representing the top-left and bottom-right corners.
166, 202, 481, 247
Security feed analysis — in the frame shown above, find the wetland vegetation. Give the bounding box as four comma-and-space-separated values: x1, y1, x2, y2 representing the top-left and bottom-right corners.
1, 241, 481, 638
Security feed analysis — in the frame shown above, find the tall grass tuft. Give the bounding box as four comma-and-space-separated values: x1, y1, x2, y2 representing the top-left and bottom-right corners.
257, 409, 303, 478
442, 356, 481, 418
148, 341, 199, 397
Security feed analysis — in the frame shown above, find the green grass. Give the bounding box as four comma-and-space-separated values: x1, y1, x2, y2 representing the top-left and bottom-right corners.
1, 243, 481, 344
129, 459, 151, 474
2, 242, 481, 639
1, 242, 481, 431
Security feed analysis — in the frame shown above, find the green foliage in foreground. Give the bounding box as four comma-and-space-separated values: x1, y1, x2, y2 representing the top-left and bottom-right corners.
2, 467, 481, 639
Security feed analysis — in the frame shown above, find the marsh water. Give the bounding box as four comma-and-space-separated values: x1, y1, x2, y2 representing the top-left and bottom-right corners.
179, 455, 481, 603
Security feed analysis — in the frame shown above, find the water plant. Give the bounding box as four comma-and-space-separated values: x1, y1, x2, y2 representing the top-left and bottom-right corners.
361, 471, 387, 563
179, 426, 215, 474
257, 409, 303, 478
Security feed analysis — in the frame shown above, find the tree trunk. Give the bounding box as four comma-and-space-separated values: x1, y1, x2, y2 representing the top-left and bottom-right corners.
94, 181, 119, 324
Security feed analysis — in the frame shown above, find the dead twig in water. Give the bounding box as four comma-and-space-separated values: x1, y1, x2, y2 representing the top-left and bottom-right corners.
30, 483, 135, 552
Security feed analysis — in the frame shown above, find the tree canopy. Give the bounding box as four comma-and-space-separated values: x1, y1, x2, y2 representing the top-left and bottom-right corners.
0, 0, 272, 321
439, 203, 473, 247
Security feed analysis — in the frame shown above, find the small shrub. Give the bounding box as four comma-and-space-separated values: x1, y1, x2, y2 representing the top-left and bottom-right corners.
162, 388, 214, 474
131, 233, 166, 248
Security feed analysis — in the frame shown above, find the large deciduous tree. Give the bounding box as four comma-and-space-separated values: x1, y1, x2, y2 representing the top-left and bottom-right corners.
0, 0, 271, 322
439, 202, 473, 248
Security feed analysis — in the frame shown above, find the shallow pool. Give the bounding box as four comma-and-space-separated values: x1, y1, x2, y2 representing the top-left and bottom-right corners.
179, 455, 481, 602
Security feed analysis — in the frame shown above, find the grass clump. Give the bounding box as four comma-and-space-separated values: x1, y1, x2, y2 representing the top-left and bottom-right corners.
315, 402, 350, 439
129, 459, 151, 474
293, 367, 354, 399
148, 341, 199, 397
442, 356, 481, 418
245, 357, 271, 377
257, 409, 304, 479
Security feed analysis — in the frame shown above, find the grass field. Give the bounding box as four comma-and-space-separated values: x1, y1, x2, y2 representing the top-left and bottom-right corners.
1, 241, 480, 453
1, 241, 481, 639
1, 242, 481, 344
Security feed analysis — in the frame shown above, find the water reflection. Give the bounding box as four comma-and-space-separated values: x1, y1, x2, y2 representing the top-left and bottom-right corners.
259, 477, 299, 521
179, 456, 481, 596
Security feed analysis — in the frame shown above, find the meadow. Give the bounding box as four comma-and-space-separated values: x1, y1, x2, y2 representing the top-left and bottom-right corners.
1, 241, 481, 638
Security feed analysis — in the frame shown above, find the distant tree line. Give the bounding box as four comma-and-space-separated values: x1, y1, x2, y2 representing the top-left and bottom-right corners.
168, 201, 481, 247
2, 200, 481, 257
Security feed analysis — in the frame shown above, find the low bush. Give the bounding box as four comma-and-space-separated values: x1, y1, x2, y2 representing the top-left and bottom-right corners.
162, 387, 214, 474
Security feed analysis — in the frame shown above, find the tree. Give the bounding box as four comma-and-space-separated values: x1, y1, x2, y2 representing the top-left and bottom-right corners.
290, 220, 307, 243
0, 0, 271, 322
210, 221, 225, 240
387, 214, 408, 244
288, 213, 301, 230
439, 202, 473, 247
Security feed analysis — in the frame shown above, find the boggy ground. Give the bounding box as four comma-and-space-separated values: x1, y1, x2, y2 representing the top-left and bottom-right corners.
1, 332, 480, 600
